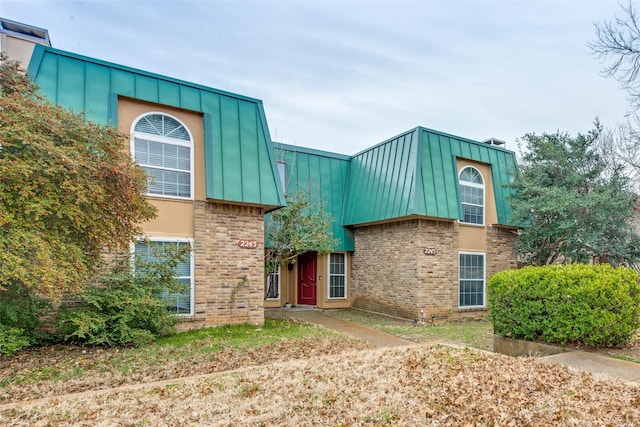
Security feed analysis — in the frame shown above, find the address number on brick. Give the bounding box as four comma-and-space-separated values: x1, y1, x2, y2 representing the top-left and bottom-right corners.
423, 247, 437, 255
238, 240, 259, 249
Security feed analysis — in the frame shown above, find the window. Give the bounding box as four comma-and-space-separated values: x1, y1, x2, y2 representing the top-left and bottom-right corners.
459, 166, 484, 225
131, 113, 193, 199
134, 239, 194, 315
277, 161, 287, 194
459, 253, 485, 308
266, 270, 280, 300
328, 253, 347, 299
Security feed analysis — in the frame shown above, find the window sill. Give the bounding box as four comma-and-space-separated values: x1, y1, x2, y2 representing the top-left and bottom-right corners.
458, 221, 485, 228
458, 306, 486, 312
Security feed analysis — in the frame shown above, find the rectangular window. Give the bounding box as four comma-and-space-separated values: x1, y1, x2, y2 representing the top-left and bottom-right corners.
460, 184, 483, 224
134, 239, 193, 315
459, 253, 485, 308
134, 138, 191, 198
277, 161, 286, 194
328, 253, 347, 299
266, 270, 280, 300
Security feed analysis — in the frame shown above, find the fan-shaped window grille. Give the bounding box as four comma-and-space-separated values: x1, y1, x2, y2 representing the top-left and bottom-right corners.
459, 166, 484, 225
132, 113, 193, 198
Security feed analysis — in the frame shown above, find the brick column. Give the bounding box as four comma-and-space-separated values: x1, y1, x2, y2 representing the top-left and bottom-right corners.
192, 201, 265, 327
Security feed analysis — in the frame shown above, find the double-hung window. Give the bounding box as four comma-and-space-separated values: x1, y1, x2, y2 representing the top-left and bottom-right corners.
328, 252, 347, 299
134, 239, 194, 315
459, 252, 485, 308
132, 113, 193, 199
459, 166, 484, 225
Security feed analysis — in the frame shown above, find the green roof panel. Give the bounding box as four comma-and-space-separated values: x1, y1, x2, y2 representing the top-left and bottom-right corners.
135, 74, 159, 103
27, 45, 285, 209
84, 62, 111, 123
158, 79, 181, 107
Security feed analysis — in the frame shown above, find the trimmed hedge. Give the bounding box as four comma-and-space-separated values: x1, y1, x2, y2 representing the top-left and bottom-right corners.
488, 264, 640, 347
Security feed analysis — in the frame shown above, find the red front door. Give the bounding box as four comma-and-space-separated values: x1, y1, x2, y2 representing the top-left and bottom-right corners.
297, 251, 317, 306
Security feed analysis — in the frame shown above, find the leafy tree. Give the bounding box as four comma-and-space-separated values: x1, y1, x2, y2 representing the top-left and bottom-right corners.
509, 123, 640, 266
265, 188, 338, 275
0, 56, 156, 299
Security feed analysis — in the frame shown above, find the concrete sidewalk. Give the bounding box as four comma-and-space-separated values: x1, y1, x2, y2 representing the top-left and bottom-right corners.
267, 308, 640, 385
541, 351, 640, 384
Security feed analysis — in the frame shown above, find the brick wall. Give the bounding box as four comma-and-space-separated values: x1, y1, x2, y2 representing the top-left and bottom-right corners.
352, 219, 458, 320
352, 219, 519, 322
189, 201, 265, 329
485, 225, 519, 278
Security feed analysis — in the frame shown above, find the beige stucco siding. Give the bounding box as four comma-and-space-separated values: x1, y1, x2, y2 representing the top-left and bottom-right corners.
456, 159, 497, 252
118, 97, 206, 238
1, 33, 37, 69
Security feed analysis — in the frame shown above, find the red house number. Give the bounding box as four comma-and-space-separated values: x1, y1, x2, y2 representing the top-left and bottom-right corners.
238, 240, 258, 249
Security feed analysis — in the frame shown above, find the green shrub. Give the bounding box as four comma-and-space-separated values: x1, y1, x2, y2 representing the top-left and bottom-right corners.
0, 283, 52, 350
0, 325, 30, 355
57, 245, 190, 347
488, 264, 640, 347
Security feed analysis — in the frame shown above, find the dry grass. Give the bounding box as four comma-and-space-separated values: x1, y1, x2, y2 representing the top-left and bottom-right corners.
0, 322, 370, 405
2, 345, 639, 426
2, 316, 640, 426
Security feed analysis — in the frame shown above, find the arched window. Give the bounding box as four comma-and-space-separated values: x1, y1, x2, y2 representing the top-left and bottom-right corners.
131, 113, 193, 199
459, 166, 484, 225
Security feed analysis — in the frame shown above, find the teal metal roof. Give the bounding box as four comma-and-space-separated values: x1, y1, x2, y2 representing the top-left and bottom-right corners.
267, 143, 354, 251
344, 127, 517, 225
27, 45, 285, 209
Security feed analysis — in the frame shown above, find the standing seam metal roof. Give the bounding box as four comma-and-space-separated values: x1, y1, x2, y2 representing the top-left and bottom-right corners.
343, 127, 517, 226
26, 44, 286, 210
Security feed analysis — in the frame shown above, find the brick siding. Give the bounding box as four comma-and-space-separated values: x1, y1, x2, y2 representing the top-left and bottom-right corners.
188, 201, 265, 329
352, 219, 518, 321
352, 219, 457, 320
485, 225, 519, 278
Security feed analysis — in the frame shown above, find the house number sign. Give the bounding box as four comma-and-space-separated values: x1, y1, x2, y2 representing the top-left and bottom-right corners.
238, 240, 259, 249
423, 247, 437, 256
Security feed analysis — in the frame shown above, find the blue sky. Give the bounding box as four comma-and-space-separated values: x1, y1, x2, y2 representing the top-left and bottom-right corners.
2, 0, 630, 154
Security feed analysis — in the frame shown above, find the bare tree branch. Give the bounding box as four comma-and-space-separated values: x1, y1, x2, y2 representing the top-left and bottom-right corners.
590, 1, 640, 107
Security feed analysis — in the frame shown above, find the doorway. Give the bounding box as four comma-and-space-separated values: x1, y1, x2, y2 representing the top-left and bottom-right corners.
297, 251, 317, 305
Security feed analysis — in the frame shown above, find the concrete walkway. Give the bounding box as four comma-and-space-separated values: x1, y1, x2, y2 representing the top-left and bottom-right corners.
267, 308, 640, 385
541, 351, 640, 384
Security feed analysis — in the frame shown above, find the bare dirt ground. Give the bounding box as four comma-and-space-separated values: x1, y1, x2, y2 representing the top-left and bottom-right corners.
2, 344, 639, 426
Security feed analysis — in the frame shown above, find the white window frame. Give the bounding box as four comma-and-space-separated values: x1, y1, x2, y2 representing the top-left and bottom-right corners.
458, 166, 485, 225
131, 237, 195, 317
130, 112, 195, 200
266, 268, 280, 300
328, 252, 348, 300
458, 251, 486, 309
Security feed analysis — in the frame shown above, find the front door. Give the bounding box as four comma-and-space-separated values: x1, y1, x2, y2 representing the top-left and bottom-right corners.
297, 251, 317, 306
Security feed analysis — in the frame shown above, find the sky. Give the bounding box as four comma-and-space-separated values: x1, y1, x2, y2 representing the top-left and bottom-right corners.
1, 0, 632, 155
